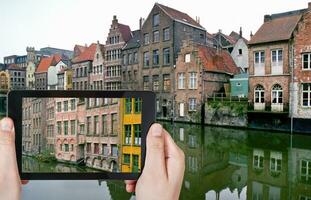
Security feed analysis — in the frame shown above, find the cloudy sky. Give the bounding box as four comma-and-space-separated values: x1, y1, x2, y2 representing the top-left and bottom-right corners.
0, 0, 309, 61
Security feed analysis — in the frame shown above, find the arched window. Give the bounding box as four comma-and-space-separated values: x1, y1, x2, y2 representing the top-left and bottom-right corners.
254, 85, 265, 103
272, 84, 283, 104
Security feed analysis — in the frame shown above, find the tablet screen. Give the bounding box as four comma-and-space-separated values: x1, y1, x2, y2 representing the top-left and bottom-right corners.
21, 97, 142, 174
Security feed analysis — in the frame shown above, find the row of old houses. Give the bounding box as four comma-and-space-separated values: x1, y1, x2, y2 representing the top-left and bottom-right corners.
2, 2, 311, 131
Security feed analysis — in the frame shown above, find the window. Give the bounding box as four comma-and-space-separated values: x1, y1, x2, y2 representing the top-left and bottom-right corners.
123, 154, 130, 164
111, 145, 118, 157
86, 143, 91, 153
125, 98, 132, 114
163, 74, 170, 92
134, 124, 141, 145
123, 54, 127, 65
300, 160, 311, 183
153, 31, 160, 43
86, 117, 91, 135
64, 101, 68, 111
302, 83, 311, 107
70, 120, 75, 135
272, 84, 283, 104
57, 121, 62, 135
270, 152, 282, 172
124, 125, 131, 145
134, 98, 142, 113
111, 113, 118, 135
185, 54, 191, 63
163, 48, 170, 65
238, 49, 242, 55
57, 102, 61, 112
128, 53, 133, 65
163, 28, 170, 41
64, 121, 68, 135
80, 124, 85, 135
64, 144, 69, 152
153, 49, 159, 65
94, 116, 99, 135
253, 149, 264, 169
153, 14, 160, 26
178, 73, 185, 89
254, 51, 265, 64
143, 76, 149, 90
271, 49, 283, 63
255, 85, 265, 103
134, 52, 138, 63
144, 33, 149, 45
94, 143, 99, 154
189, 98, 196, 111
189, 72, 197, 89
132, 155, 139, 172
70, 99, 76, 110
152, 75, 159, 91
102, 144, 109, 156
303, 53, 311, 70
143, 52, 150, 67
101, 114, 107, 135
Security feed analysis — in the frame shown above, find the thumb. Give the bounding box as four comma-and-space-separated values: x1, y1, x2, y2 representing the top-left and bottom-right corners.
143, 123, 167, 178
0, 117, 15, 145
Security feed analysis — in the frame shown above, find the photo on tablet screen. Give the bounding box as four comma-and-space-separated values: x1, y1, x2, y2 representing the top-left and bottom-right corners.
22, 97, 142, 173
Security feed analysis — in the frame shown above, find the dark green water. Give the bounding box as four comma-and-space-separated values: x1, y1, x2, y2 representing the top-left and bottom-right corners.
22, 122, 311, 200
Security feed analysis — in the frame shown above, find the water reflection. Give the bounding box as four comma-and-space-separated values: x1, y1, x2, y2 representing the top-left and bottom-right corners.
22, 123, 311, 200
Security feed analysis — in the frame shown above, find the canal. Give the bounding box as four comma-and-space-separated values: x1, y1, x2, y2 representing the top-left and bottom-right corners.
22, 122, 311, 200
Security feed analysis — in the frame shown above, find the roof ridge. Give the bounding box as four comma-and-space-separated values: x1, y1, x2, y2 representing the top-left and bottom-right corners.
270, 8, 307, 20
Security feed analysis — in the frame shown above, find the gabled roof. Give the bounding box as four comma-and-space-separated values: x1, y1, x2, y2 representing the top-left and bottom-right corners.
72, 43, 97, 63
156, 3, 205, 30
36, 54, 62, 73
249, 9, 306, 45
118, 23, 132, 43
198, 45, 240, 75
123, 30, 141, 50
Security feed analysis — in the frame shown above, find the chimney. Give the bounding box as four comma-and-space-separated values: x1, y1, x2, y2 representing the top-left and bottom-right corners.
309, 2, 311, 10
139, 17, 145, 30
239, 27, 243, 38
218, 29, 222, 33
250, 31, 253, 38
85, 43, 87, 47
264, 14, 272, 22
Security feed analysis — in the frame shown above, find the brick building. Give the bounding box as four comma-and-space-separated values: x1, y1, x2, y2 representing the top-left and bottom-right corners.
174, 40, 239, 122
0, 71, 10, 91
248, 12, 299, 113
22, 98, 33, 154
72, 43, 97, 90
121, 30, 141, 90
84, 98, 120, 172
291, 3, 311, 120
90, 41, 105, 90
104, 16, 132, 90
140, 3, 206, 118
46, 98, 55, 154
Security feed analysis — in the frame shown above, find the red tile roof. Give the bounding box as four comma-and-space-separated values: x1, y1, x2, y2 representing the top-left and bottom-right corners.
249, 14, 302, 45
36, 54, 62, 73
72, 43, 97, 63
156, 3, 205, 30
198, 46, 240, 75
118, 23, 132, 43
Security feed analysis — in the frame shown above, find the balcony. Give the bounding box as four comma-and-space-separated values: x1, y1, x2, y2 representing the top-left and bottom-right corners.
254, 103, 265, 111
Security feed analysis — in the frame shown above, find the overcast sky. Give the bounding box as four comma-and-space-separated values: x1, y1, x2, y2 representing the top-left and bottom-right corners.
0, 0, 309, 62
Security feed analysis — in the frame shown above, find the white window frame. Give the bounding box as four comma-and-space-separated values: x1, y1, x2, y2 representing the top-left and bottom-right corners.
179, 103, 184, 117
253, 149, 264, 169
302, 83, 311, 107
188, 98, 196, 111
178, 73, 185, 89
189, 72, 197, 89
271, 84, 283, 104
270, 151, 282, 172
185, 54, 191, 63
254, 85, 265, 103
302, 53, 311, 70
300, 159, 311, 182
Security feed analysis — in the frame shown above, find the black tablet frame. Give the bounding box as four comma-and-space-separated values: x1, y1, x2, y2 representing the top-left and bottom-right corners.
8, 90, 155, 180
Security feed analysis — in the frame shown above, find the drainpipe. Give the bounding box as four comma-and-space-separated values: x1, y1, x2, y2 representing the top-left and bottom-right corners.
290, 42, 294, 138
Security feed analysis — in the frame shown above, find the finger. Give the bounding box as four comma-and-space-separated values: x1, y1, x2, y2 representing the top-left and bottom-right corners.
143, 123, 167, 178
125, 183, 136, 193
124, 180, 136, 185
21, 180, 29, 185
0, 117, 15, 145
163, 129, 185, 184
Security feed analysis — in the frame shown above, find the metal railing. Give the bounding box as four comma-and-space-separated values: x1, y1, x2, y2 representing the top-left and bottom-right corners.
206, 93, 248, 102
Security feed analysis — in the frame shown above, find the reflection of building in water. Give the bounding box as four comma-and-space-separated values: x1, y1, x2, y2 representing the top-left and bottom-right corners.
120, 98, 142, 172
84, 98, 120, 172
55, 98, 82, 163
246, 133, 289, 200
289, 134, 311, 199
164, 123, 248, 200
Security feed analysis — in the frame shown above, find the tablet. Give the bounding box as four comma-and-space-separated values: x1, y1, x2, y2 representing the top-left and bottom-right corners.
8, 90, 155, 180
